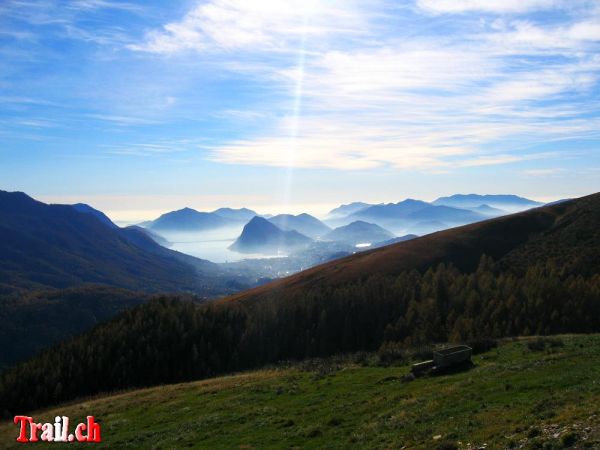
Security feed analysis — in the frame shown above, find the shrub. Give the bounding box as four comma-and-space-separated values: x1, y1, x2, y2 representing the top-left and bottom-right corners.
377, 341, 407, 366
467, 338, 498, 355
561, 432, 578, 448
527, 337, 565, 352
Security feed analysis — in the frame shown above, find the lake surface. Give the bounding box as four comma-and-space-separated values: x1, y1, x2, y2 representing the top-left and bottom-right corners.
160, 228, 284, 263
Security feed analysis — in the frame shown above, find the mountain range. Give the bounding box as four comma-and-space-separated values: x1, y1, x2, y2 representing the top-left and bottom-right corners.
323, 194, 543, 235
344, 199, 486, 234
136, 193, 542, 243
0, 191, 548, 293
228, 193, 599, 302
432, 194, 542, 211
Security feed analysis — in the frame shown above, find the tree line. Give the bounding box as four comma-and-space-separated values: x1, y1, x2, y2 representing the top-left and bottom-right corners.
1, 256, 599, 415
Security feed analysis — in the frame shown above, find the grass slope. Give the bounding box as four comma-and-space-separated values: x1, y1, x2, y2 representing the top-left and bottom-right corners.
2, 335, 599, 449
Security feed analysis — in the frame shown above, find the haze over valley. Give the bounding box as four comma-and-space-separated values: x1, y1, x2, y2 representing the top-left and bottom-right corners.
127, 192, 545, 267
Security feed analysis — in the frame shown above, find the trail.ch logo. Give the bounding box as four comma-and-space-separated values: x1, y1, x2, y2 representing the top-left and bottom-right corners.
13, 416, 101, 443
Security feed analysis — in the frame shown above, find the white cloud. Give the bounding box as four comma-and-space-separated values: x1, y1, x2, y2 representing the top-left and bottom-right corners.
123, 0, 600, 172
67, 0, 142, 11
128, 0, 368, 54
484, 19, 600, 56
85, 114, 159, 126
104, 139, 201, 156
416, 0, 573, 14
522, 168, 565, 176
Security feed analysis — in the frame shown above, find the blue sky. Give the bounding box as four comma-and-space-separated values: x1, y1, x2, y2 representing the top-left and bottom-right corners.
1, 0, 599, 221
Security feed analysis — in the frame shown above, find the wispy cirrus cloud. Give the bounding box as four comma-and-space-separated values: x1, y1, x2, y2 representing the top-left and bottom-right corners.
123, 0, 600, 172
127, 0, 369, 54
522, 168, 565, 176
415, 0, 585, 14
104, 139, 202, 156
3, 0, 599, 195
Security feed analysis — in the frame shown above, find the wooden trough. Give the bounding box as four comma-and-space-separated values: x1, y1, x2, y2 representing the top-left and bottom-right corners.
411, 345, 472, 376
433, 345, 473, 369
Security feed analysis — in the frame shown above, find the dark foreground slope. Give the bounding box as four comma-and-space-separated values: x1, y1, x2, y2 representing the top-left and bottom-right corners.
0, 286, 148, 370
0, 191, 223, 295
2, 335, 599, 449
1, 193, 599, 414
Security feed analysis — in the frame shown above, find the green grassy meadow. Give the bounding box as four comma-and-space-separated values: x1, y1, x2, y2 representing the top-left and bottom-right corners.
2, 335, 599, 449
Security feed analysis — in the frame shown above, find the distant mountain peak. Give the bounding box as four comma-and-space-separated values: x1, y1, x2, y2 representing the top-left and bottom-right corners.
325, 220, 394, 245
230, 216, 312, 254
149, 207, 235, 232
212, 207, 258, 222
400, 198, 428, 205
246, 215, 272, 227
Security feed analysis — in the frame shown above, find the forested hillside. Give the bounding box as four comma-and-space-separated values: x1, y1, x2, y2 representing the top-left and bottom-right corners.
0, 286, 149, 370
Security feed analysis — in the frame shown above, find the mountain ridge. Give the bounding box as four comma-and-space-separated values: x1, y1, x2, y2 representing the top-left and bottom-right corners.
0, 190, 223, 295
433, 194, 542, 210
148, 207, 235, 232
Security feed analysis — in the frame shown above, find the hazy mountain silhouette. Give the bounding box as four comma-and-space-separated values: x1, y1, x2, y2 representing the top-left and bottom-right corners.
229, 217, 313, 254
403, 205, 484, 223
406, 220, 448, 235
268, 213, 331, 239
125, 225, 171, 247
148, 207, 235, 232
433, 194, 542, 211
326, 202, 372, 219
346, 199, 486, 234
353, 199, 429, 219
468, 204, 506, 216
212, 207, 258, 222
324, 220, 394, 245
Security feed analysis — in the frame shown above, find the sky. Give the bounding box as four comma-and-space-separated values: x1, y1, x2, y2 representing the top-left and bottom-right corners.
1, 0, 599, 222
